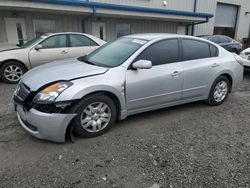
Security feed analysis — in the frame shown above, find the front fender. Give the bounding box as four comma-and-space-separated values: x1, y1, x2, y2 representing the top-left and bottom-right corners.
56, 72, 127, 119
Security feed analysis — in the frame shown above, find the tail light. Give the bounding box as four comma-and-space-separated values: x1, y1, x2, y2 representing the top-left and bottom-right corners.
233, 54, 245, 66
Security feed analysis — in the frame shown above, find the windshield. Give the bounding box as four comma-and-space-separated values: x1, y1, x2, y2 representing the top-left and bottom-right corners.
80, 38, 148, 67
21, 36, 43, 48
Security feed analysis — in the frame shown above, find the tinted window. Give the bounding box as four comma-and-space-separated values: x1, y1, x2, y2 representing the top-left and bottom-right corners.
219, 36, 232, 43
41, 35, 66, 48
210, 36, 220, 44
210, 45, 218, 57
135, 39, 179, 66
70, 34, 98, 47
182, 39, 210, 61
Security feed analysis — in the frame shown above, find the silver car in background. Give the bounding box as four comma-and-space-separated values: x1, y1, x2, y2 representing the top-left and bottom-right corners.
0, 32, 105, 84
13, 33, 244, 142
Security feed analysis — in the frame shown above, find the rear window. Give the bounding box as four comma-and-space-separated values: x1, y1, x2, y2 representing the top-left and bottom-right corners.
210, 36, 220, 44
219, 36, 232, 43
210, 45, 219, 57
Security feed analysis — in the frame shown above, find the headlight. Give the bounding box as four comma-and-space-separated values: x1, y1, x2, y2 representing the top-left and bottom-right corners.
33, 82, 73, 104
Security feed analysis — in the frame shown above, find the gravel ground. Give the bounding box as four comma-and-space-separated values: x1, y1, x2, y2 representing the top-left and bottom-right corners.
0, 74, 250, 188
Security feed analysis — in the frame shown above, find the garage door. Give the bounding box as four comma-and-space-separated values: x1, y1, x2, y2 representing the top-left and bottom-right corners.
214, 3, 238, 38
215, 4, 238, 28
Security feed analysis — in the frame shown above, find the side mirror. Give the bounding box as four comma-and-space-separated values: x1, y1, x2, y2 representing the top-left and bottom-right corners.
132, 60, 152, 70
34, 44, 42, 50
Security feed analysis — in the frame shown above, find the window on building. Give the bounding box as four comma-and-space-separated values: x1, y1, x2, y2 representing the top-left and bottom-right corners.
182, 39, 210, 61
69, 34, 98, 47
116, 24, 131, 38
135, 39, 179, 66
33, 19, 56, 37
40, 35, 67, 49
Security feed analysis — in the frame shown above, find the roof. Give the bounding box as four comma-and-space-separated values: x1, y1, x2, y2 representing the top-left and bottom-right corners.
44, 32, 88, 36
126, 33, 200, 41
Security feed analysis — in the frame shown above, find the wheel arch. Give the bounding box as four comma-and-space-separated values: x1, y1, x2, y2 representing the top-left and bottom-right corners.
64, 90, 125, 142
0, 59, 28, 71
58, 84, 127, 119
220, 73, 233, 91
207, 71, 234, 97
78, 90, 122, 120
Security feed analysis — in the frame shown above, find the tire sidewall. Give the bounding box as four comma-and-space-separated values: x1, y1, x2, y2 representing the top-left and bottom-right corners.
208, 76, 230, 106
72, 94, 117, 138
0, 61, 27, 84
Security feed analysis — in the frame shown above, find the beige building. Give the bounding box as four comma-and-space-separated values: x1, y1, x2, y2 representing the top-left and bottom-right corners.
0, 0, 249, 46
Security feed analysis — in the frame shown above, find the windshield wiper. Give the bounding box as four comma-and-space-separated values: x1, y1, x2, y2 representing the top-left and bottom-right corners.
78, 56, 95, 65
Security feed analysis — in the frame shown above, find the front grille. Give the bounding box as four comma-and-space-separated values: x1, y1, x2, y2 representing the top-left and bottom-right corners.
16, 82, 31, 102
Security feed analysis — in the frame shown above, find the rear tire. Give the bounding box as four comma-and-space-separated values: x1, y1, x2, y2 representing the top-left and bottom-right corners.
206, 76, 230, 106
72, 94, 117, 138
0, 61, 27, 84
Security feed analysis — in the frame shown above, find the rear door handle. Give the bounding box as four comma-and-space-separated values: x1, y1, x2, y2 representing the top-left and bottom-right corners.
171, 71, 181, 77
211, 63, 220, 68
61, 50, 68, 54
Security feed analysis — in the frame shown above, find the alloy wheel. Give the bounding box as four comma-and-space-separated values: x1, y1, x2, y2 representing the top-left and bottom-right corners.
213, 80, 228, 102
80, 102, 112, 133
3, 65, 23, 82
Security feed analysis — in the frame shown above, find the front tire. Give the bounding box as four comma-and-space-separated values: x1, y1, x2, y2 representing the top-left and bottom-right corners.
0, 61, 27, 84
206, 76, 230, 106
72, 94, 117, 138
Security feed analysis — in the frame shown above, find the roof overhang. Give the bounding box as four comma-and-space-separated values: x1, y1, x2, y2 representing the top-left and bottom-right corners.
0, 0, 213, 23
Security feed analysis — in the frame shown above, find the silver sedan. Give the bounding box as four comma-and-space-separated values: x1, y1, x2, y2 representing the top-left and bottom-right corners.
13, 33, 244, 142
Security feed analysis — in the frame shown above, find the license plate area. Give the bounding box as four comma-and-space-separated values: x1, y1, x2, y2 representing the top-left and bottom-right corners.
16, 105, 27, 122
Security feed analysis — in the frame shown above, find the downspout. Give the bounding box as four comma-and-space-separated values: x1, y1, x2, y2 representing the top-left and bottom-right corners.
92, 6, 96, 16
191, 0, 197, 36
187, 0, 211, 36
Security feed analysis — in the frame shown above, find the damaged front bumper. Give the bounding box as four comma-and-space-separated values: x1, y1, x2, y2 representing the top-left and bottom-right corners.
15, 103, 76, 142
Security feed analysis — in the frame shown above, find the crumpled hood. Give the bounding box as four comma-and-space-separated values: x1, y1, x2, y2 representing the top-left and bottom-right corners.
21, 58, 108, 91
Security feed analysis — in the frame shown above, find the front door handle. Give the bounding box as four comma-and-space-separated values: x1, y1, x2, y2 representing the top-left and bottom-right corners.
61, 50, 68, 54
171, 71, 181, 77
211, 63, 220, 68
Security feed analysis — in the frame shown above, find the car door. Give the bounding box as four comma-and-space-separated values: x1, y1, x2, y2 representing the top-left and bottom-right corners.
180, 38, 219, 100
126, 39, 183, 111
29, 34, 69, 67
68, 34, 99, 58
218, 36, 233, 52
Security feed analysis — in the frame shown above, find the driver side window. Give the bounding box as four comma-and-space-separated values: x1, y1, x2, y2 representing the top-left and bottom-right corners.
135, 39, 179, 66
41, 35, 67, 49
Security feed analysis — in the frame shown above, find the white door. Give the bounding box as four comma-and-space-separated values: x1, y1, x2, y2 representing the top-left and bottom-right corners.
92, 22, 106, 40
29, 34, 69, 67
5, 18, 27, 45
